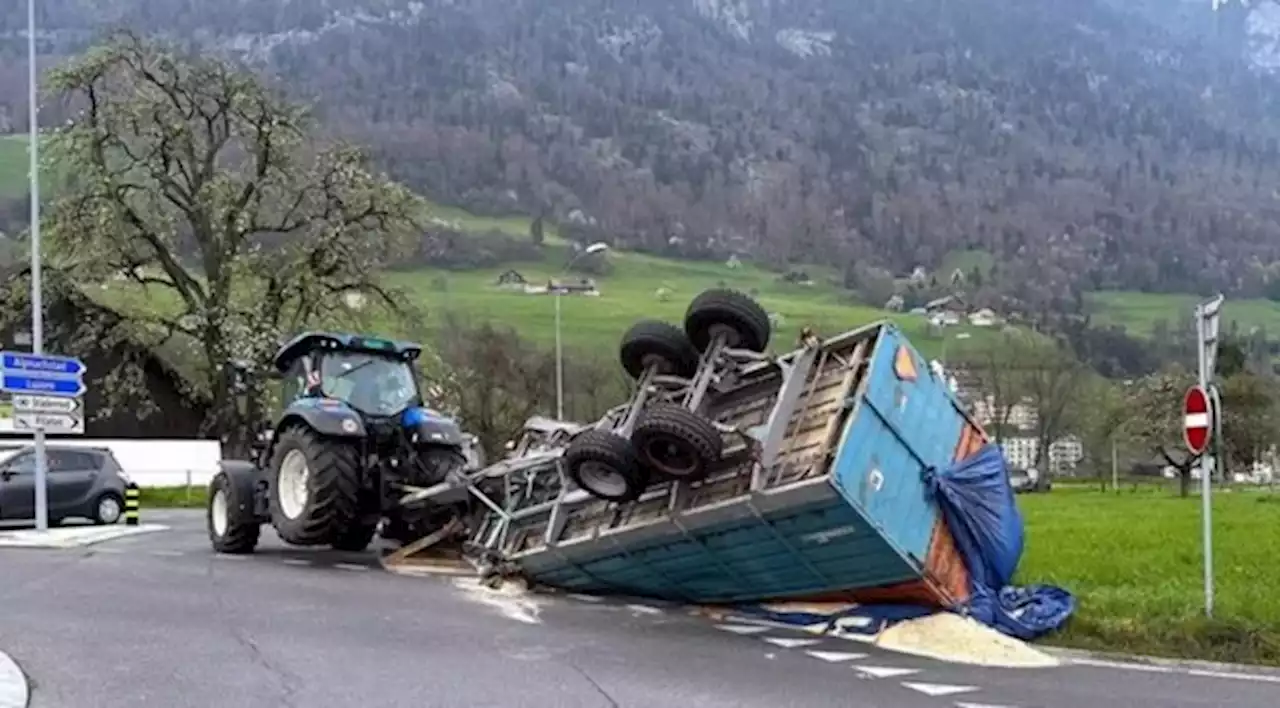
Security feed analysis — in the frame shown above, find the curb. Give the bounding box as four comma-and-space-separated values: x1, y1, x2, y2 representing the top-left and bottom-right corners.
0, 650, 29, 708
1043, 646, 1280, 680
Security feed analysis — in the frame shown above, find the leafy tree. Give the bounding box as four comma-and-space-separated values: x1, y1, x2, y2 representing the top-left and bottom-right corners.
1124, 366, 1199, 497
33, 32, 419, 448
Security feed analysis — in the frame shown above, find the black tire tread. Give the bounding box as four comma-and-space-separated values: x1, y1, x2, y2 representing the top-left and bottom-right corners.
632, 403, 723, 481
684, 288, 771, 352
619, 320, 700, 379
207, 472, 260, 554
269, 425, 363, 546
331, 522, 378, 552
564, 429, 647, 503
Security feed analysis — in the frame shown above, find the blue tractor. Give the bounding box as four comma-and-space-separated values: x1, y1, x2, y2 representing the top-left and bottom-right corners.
205, 332, 478, 554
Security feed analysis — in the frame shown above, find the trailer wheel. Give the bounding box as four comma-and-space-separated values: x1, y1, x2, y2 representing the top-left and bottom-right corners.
268, 425, 362, 546
632, 403, 723, 482
207, 471, 260, 554
684, 288, 771, 353
619, 320, 700, 380
565, 429, 647, 503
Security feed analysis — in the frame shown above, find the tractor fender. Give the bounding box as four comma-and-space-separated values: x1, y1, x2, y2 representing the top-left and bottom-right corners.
276, 398, 368, 439
216, 459, 269, 520
404, 407, 466, 447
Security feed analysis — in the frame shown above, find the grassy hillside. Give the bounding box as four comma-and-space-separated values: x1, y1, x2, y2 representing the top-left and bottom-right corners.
0, 134, 30, 198
1087, 291, 1280, 338
388, 249, 997, 359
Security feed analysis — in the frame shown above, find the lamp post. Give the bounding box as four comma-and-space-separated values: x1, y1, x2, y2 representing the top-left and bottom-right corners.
553, 242, 609, 420
27, 0, 50, 533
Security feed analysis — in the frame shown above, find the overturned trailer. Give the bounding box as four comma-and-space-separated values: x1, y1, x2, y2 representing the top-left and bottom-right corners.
460, 311, 988, 608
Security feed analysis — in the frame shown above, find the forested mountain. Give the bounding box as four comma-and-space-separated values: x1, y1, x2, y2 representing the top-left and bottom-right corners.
4, 0, 1280, 306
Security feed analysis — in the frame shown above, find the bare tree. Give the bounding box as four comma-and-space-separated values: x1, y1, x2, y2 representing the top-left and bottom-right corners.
26, 32, 420, 448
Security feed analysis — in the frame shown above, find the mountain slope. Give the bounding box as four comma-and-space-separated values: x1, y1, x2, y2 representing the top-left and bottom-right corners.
5, 0, 1280, 305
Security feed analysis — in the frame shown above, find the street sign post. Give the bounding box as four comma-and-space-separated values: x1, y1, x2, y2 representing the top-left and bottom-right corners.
0, 351, 88, 530
1194, 294, 1224, 618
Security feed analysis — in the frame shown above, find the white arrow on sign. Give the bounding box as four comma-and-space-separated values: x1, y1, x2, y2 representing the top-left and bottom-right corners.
12, 395, 81, 414
13, 412, 84, 434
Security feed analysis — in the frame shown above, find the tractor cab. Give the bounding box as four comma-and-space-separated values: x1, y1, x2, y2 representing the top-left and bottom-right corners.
273, 332, 424, 419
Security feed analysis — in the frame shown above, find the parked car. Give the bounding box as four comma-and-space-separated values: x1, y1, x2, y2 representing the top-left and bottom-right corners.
0, 445, 131, 525
1009, 467, 1052, 494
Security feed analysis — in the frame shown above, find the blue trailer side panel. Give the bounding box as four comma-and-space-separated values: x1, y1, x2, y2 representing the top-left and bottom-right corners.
522, 496, 919, 603
830, 326, 965, 568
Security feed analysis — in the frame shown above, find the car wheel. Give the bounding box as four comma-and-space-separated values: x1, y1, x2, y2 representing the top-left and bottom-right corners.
93, 493, 124, 525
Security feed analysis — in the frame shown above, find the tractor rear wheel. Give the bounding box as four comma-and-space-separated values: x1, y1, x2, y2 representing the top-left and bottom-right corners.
268, 425, 362, 546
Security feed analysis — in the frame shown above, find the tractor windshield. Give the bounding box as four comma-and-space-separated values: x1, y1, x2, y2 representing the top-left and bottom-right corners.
319, 351, 419, 416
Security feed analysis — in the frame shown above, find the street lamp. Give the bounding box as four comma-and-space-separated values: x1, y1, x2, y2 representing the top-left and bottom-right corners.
26, 0, 50, 532
554, 241, 608, 420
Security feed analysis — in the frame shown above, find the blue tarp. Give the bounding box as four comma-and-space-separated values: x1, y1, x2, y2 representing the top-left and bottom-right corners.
925, 443, 1076, 639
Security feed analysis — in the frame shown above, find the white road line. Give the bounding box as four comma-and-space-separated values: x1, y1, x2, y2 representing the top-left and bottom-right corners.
805, 650, 868, 663
855, 666, 921, 679
762, 637, 821, 649
902, 682, 979, 697
149, 550, 185, 557
956, 702, 1019, 708
213, 553, 247, 561
1070, 658, 1174, 673
625, 604, 664, 615
281, 558, 311, 567
0, 649, 27, 708
1186, 669, 1280, 684
715, 624, 770, 635
334, 563, 369, 572
566, 593, 604, 603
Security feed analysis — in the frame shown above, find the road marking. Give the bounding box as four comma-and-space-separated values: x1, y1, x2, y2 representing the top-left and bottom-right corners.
1186, 669, 1280, 684
626, 604, 664, 615
0, 648, 28, 708
762, 637, 821, 649
902, 682, 979, 697
805, 650, 868, 663
149, 550, 185, 557
855, 666, 920, 679
715, 624, 770, 635
213, 553, 247, 561
955, 702, 1019, 708
281, 558, 311, 567
567, 593, 604, 603
334, 563, 369, 572
1070, 658, 1174, 673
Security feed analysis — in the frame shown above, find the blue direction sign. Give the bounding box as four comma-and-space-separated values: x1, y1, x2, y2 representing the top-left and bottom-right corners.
0, 351, 87, 399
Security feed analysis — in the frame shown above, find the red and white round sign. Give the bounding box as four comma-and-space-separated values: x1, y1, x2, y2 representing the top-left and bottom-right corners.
1183, 385, 1212, 455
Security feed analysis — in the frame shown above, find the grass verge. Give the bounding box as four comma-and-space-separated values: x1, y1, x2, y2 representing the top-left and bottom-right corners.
1019, 487, 1280, 665
137, 485, 207, 510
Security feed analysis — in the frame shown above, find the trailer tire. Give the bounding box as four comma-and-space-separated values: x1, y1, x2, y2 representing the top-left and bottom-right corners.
633, 403, 723, 482
684, 288, 771, 353
207, 471, 260, 554
565, 429, 647, 503
619, 320, 700, 380
268, 425, 362, 546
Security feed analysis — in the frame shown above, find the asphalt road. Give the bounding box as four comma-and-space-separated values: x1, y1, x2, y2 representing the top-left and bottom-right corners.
0, 510, 1277, 708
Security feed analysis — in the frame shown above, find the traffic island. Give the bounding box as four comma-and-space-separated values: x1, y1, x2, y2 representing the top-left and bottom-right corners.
0, 647, 28, 708
0, 523, 167, 549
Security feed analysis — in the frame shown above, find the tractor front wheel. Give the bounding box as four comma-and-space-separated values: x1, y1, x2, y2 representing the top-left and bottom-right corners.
268, 425, 362, 546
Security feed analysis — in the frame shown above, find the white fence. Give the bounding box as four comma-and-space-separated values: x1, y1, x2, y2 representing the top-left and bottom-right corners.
0, 439, 222, 488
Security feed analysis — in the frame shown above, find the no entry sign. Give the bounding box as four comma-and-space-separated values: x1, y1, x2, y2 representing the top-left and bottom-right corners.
1183, 385, 1213, 455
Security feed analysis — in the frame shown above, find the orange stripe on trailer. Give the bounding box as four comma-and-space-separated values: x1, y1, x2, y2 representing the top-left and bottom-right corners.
893, 345, 918, 381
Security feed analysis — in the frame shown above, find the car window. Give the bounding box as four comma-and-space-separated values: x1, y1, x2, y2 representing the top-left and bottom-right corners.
49, 451, 99, 472
2, 452, 35, 475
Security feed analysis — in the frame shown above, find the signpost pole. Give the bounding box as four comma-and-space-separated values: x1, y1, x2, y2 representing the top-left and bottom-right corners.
1194, 294, 1223, 618
1196, 308, 1213, 617
27, 0, 49, 533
